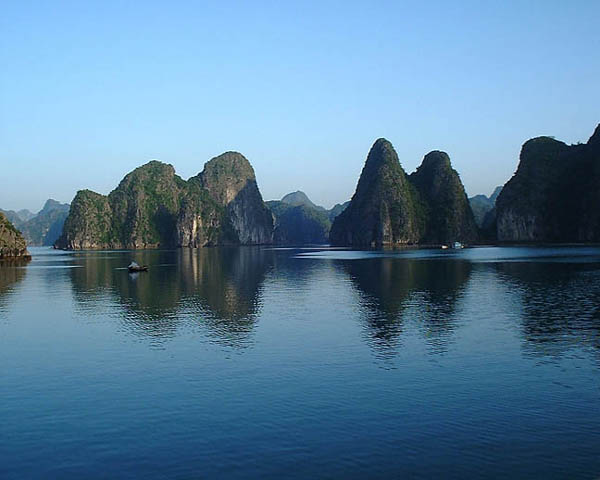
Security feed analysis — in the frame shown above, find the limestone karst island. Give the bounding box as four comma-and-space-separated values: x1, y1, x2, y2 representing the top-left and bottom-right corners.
4, 122, 583, 252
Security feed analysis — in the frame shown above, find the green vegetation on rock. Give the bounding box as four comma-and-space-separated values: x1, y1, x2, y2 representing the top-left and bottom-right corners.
330, 139, 477, 246
57, 154, 273, 250
0, 212, 30, 258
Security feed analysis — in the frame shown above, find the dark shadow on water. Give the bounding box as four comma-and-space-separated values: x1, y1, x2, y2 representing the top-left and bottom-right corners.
495, 261, 600, 360
0, 261, 27, 313
68, 247, 273, 347
337, 258, 472, 359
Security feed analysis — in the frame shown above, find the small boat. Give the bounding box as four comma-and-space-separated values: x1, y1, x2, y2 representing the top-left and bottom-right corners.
452, 242, 464, 249
128, 261, 148, 272
441, 245, 449, 249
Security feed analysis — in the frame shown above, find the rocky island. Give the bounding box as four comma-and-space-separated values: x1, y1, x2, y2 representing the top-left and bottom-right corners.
496, 124, 600, 242
56, 152, 273, 249
0, 212, 30, 259
330, 138, 477, 247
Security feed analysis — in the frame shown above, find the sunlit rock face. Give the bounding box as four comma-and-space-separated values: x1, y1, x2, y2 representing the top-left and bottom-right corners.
56, 153, 274, 250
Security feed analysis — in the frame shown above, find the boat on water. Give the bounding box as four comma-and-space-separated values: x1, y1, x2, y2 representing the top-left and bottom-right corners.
452, 242, 464, 249
128, 261, 148, 272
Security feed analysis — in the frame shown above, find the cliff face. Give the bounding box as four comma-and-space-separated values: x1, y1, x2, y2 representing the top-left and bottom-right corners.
184, 152, 273, 246
330, 138, 424, 247
330, 139, 477, 247
57, 154, 273, 250
496, 124, 600, 242
0, 212, 30, 258
409, 151, 479, 244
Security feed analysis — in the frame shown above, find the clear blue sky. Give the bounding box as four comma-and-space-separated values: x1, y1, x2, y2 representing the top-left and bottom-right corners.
1, 0, 598, 211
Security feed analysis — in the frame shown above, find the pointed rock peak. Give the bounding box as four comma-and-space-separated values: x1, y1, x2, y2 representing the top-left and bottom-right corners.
203, 151, 256, 181
588, 123, 600, 146
418, 151, 452, 172
361, 138, 403, 175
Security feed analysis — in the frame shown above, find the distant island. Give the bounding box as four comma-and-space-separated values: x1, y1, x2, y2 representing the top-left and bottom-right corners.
3, 122, 598, 251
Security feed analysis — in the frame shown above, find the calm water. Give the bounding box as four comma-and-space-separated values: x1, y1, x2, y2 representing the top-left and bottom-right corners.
1, 246, 600, 479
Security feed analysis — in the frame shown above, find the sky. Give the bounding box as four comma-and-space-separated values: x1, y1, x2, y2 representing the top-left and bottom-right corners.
1, 0, 599, 212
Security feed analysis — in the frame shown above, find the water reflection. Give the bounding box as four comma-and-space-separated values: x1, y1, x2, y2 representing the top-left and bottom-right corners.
0, 262, 27, 313
338, 258, 472, 357
68, 248, 273, 347
178, 248, 273, 347
495, 261, 600, 359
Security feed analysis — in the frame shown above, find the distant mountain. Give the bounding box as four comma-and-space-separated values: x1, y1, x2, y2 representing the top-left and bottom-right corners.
330, 138, 478, 247
267, 197, 331, 245
280, 191, 324, 211
328, 201, 350, 221
0, 212, 29, 258
1, 200, 70, 246
469, 186, 503, 228
57, 154, 273, 250
0, 208, 35, 226
496, 124, 600, 242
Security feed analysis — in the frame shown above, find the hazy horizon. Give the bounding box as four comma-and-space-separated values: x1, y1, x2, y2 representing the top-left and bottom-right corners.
1, 1, 599, 211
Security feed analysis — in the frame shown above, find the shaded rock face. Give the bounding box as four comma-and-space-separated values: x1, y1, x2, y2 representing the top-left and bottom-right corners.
330, 138, 424, 247
0, 212, 30, 258
496, 124, 600, 242
409, 151, 479, 244
330, 139, 478, 247
57, 154, 273, 250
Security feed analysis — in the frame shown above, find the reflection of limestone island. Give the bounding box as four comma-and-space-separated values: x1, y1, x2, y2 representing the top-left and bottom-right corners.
68, 247, 273, 348
0, 212, 31, 260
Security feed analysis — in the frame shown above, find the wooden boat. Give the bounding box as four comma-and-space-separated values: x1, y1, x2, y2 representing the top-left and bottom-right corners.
128, 262, 148, 272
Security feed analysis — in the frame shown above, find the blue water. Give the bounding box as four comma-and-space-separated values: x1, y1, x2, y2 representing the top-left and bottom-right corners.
1, 246, 600, 479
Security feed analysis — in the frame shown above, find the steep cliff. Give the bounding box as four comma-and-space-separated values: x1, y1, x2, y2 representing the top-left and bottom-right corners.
496, 124, 600, 242
57, 154, 273, 250
0, 212, 30, 258
409, 151, 479, 244
184, 152, 273, 245
330, 138, 424, 247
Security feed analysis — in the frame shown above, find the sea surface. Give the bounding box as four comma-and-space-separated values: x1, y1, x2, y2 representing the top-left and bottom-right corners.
1, 246, 600, 479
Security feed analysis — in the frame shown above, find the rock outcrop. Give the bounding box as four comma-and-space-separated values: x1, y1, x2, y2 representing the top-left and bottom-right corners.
0, 212, 30, 259
330, 138, 424, 247
496, 124, 600, 242
409, 151, 478, 244
57, 153, 273, 250
330, 138, 477, 247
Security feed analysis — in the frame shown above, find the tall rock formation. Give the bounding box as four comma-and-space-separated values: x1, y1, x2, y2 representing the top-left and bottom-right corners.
330, 138, 424, 247
496, 124, 600, 242
178, 152, 273, 246
330, 139, 477, 247
57, 153, 273, 250
409, 151, 478, 244
0, 212, 30, 259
